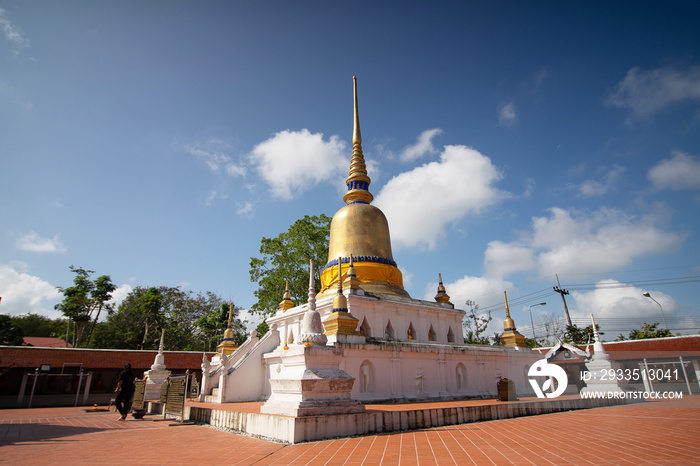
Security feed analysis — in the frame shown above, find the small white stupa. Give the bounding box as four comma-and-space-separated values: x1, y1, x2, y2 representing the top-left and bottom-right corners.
144, 328, 171, 400
580, 314, 624, 394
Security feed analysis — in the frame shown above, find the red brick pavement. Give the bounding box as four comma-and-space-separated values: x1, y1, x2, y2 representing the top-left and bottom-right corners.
1, 396, 699, 465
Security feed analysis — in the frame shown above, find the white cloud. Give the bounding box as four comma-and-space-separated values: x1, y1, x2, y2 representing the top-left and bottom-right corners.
399, 128, 443, 162
0, 8, 29, 56
577, 165, 626, 197
236, 201, 254, 216
484, 207, 686, 278
182, 143, 245, 176
249, 129, 348, 200
15, 231, 67, 254
606, 65, 700, 118
238, 308, 264, 332
523, 177, 535, 197
0, 263, 62, 318
375, 145, 509, 250
498, 101, 517, 126
108, 284, 133, 312
571, 280, 680, 321
424, 275, 514, 312
484, 241, 537, 278
648, 151, 700, 191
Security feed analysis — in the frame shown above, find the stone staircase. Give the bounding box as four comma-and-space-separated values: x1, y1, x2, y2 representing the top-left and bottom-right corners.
203, 388, 219, 404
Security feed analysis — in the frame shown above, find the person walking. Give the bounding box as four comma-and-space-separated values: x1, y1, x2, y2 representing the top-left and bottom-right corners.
114, 363, 135, 420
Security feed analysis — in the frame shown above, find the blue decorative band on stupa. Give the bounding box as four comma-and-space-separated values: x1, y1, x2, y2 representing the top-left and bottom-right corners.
347, 180, 369, 191
504, 327, 516, 331
321, 255, 397, 272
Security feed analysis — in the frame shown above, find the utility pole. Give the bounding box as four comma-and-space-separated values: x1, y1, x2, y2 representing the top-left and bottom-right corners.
553, 274, 572, 326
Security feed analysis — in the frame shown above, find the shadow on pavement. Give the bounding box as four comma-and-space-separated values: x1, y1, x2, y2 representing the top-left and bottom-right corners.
0, 423, 107, 446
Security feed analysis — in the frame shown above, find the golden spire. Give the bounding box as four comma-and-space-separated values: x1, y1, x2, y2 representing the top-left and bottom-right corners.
343, 254, 363, 292
434, 273, 451, 304
503, 290, 515, 330
279, 280, 295, 312
500, 290, 526, 347
343, 76, 373, 205
218, 302, 239, 355
223, 303, 234, 339
332, 257, 348, 311
319, 77, 408, 299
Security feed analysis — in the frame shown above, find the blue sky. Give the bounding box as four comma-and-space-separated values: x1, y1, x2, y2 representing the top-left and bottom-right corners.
1, 1, 699, 340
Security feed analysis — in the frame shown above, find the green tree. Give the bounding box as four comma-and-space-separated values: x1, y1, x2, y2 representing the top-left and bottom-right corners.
11, 314, 67, 338
523, 337, 540, 348
463, 300, 492, 344
249, 214, 331, 317
54, 266, 116, 347
562, 324, 601, 345
92, 286, 245, 351
617, 322, 677, 341
196, 303, 247, 351
0, 315, 24, 346
138, 287, 163, 350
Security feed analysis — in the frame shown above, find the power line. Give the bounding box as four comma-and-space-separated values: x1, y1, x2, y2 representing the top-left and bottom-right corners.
563, 276, 700, 291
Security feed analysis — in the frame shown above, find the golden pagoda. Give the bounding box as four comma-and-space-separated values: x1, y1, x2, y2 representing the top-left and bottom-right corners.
217, 303, 239, 356
322, 258, 361, 337
499, 291, 526, 347
434, 273, 452, 305
278, 280, 295, 313
318, 77, 408, 299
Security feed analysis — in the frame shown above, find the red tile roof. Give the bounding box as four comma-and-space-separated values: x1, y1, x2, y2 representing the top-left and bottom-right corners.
0, 346, 215, 371
533, 335, 700, 361
22, 337, 72, 348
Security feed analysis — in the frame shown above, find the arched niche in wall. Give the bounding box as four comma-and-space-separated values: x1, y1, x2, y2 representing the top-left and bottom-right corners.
385, 320, 395, 339
407, 322, 416, 340
456, 363, 467, 391
359, 359, 375, 393
360, 317, 371, 338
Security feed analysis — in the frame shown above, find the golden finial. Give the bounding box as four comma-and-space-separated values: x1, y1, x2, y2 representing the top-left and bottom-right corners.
279, 280, 295, 311
343, 76, 373, 205
434, 273, 451, 304
500, 290, 526, 347
504, 290, 511, 317
503, 290, 515, 331
333, 257, 348, 311
219, 302, 238, 354
343, 254, 363, 292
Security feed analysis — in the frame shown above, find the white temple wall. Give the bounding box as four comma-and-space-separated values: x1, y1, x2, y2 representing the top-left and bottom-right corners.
220, 328, 280, 402
271, 293, 464, 344
251, 291, 537, 404
302, 343, 540, 402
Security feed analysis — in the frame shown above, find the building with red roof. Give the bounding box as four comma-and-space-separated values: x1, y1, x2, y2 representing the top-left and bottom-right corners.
0, 346, 214, 408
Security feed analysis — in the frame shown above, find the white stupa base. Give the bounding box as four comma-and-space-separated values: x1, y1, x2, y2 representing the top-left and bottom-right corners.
261, 346, 365, 417
580, 358, 625, 393
144, 369, 171, 400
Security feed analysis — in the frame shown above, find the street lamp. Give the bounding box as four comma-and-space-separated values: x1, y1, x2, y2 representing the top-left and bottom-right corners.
527, 302, 547, 342
643, 292, 668, 330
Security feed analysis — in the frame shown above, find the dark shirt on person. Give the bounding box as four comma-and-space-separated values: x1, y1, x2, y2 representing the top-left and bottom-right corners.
117, 369, 135, 394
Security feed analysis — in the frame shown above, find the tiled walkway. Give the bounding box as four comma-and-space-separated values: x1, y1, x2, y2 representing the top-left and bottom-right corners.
1, 396, 699, 465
